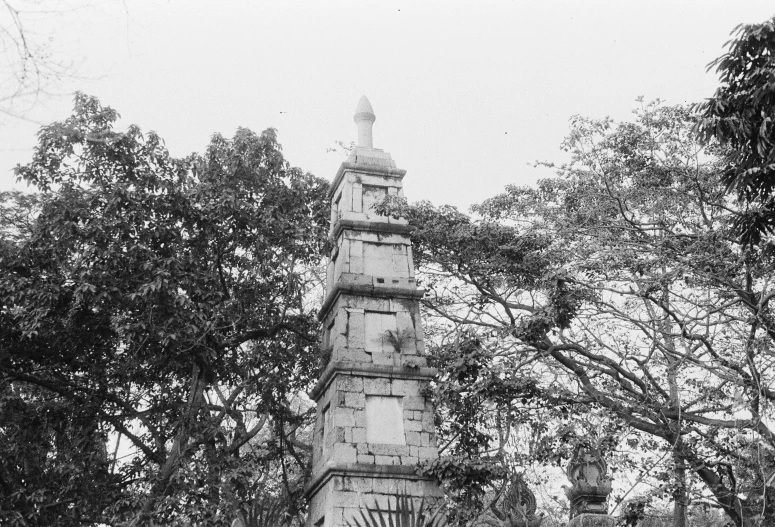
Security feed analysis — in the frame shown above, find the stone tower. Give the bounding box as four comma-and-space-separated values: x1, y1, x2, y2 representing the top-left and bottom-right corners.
304, 97, 443, 527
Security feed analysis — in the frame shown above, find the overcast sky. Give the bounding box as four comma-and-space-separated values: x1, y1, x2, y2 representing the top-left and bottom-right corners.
1, 0, 773, 210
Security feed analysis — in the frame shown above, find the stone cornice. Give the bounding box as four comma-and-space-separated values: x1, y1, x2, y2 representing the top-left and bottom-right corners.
328, 162, 407, 199
318, 281, 424, 321
331, 218, 414, 241
304, 462, 435, 500
309, 361, 438, 402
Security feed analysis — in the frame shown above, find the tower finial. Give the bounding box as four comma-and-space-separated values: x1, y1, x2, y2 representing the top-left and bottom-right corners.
354, 95, 376, 148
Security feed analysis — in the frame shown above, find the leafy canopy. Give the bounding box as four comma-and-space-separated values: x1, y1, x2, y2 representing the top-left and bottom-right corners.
696, 16, 775, 245
1, 94, 329, 526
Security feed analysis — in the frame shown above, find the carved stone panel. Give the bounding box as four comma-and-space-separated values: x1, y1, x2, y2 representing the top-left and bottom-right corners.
362, 185, 388, 219
365, 395, 405, 444
364, 311, 397, 353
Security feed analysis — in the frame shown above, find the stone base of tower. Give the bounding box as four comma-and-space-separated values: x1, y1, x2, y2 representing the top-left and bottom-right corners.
304, 365, 443, 527
306, 466, 443, 527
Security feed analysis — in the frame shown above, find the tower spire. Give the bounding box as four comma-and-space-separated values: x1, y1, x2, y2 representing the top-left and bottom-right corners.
354, 95, 376, 148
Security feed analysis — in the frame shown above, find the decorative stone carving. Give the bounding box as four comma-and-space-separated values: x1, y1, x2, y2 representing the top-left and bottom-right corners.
491, 473, 543, 527
564, 444, 613, 519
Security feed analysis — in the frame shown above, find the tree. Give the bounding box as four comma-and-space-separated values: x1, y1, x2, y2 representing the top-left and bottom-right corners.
0, 94, 329, 525
696, 16, 775, 246
0, 0, 90, 121
379, 102, 775, 527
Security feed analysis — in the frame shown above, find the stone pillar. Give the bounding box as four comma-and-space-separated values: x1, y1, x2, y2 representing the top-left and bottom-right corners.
564, 445, 614, 527
304, 97, 443, 527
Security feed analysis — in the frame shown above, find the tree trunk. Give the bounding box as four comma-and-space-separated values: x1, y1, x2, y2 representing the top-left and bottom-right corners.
672, 450, 687, 527
659, 284, 687, 527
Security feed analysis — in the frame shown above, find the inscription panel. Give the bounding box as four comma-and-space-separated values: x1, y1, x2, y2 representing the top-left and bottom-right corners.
365, 395, 405, 444
364, 311, 397, 353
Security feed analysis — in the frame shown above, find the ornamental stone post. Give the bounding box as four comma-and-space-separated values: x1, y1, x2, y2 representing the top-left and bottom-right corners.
491, 472, 543, 527
564, 444, 614, 527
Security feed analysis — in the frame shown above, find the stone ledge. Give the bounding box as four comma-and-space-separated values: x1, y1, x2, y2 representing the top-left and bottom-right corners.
332, 219, 414, 241
304, 462, 434, 500
309, 362, 438, 402
319, 281, 424, 321
329, 162, 407, 199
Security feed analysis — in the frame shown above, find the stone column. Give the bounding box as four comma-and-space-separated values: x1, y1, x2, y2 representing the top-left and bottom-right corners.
304, 97, 443, 527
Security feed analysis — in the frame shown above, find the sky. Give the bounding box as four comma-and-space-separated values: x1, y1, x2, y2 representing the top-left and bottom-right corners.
1, 0, 774, 210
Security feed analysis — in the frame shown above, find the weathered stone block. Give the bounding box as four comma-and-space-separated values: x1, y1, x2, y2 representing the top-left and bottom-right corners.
399, 382, 420, 397
374, 455, 399, 465
351, 183, 363, 213
345, 392, 366, 409
347, 311, 365, 348
336, 490, 361, 509
355, 295, 389, 312
332, 443, 357, 463
334, 408, 355, 427
371, 351, 395, 366
364, 378, 391, 395
357, 453, 375, 464
405, 420, 423, 432
368, 443, 410, 456
338, 348, 371, 363
325, 429, 336, 447
334, 476, 350, 492
404, 480, 429, 496
349, 477, 374, 493
350, 256, 364, 276
418, 446, 438, 460
367, 493, 398, 510
354, 409, 368, 427
373, 478, 405, 494
352, 427, 367, 443
333, 426, 346, 443
332, 330, 347, 351
405, 431, 422, 446
403, 396, 426, 410
391, 380, 407, 396
400, 455, 419, 466
339, 376, 363, 393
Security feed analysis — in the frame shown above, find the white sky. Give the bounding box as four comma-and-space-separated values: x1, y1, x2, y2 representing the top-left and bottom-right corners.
1, 0, 773, 210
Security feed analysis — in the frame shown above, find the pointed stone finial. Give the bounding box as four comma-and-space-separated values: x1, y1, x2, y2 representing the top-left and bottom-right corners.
354, 95, 376, 148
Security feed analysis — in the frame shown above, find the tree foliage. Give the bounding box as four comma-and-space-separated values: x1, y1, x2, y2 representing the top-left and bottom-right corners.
381, 102, 775, 527
696, 16, 775, 246
0, 94, 329, 525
